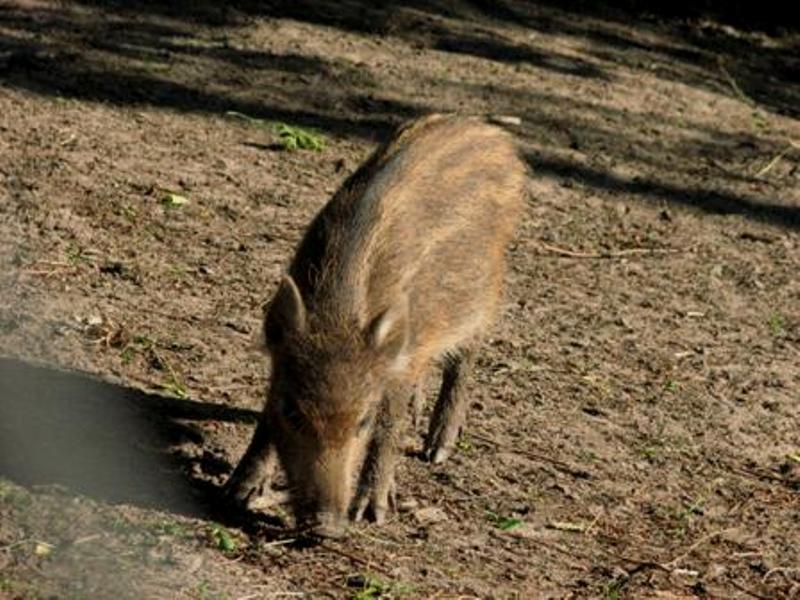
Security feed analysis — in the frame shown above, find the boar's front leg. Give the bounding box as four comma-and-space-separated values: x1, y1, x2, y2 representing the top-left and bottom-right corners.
352, 382, 408, 524
424, 346, 475, 464
223, 418, 276, 509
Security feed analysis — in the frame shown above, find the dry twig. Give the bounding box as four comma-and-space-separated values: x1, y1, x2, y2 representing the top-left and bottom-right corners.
469, 431, 592, 479
729, 579, 774, 600
752, 140, 800, 178
665, 528, 737, 568
19, 267, 75, 278
536, 242, 685, 260
317, 541, 393, 577
717, 57, 755, 106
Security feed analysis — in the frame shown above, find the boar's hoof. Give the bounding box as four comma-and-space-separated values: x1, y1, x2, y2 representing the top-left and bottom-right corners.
352, 481, 397, 524
423, 437, 454, 464
309, 513, 346, 539
222, 473, 266, 510
429, 446, 453, 464
313, 523, 345, 538
372, 504, 389, 526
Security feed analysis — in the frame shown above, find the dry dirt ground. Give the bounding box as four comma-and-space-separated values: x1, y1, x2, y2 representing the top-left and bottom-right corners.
1, 1, 799, 598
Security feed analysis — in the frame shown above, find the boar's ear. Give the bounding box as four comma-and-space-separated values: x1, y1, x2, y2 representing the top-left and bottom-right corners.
264, 275, 306, 346
366, 297, 409, 370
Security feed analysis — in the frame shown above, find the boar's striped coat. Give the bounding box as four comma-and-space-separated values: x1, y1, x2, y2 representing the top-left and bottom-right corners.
225, 114, 526, 537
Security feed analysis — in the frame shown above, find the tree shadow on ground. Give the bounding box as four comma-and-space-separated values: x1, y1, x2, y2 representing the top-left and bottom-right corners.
434, 30, 610, 79
3, 0, 795, 128
0, 0, 795, 232
0, 0, 615, 142
0, 5, 421, 140
465, 0, 800, 120
527, 151, 800, 230
0, 356, 257, 519
190, 0, 797, 120
11, 0, 790, 123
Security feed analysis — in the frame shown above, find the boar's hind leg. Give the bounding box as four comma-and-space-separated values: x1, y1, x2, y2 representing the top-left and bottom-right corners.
223, 419, 276, 509
352, 383, 408, 524
424, 346, 475, 464
409, 379, 426, 431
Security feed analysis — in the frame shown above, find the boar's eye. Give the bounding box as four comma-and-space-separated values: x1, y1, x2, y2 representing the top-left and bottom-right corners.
357, 413, 372, 433
280, 395, 304, 429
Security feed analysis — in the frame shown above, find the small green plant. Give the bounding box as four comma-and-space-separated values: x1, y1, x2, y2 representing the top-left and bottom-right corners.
678, 496, 705, 520
119, 335, 154, 364
119, 335, 188, 398
196, 580, 210, 596
347, 574, 412, 599
352, 577, 384, 600
121, 204, 138, 222
161, 191, 189, 208
0, 478, 32, 509
751, 110, 769, 132
195, 580, 224, 600
271, 505, 291, 525
66, 244, 88, 266
670, 492, 707, 537
160, 380, 188, 399
168, 264, 186, 280
274, 122, 325, 151
485, 510, 523, 531
642, 446, 660, 462
455, 438, 473, 453
767, 313, 785, 336
664, 379, 679, 393
207, 523, 237, 553
152, 519, 186, 537
120, 345, 136, 365
603, 578, 624, 600
108, 514, 133, 533
224, 111, 325, 151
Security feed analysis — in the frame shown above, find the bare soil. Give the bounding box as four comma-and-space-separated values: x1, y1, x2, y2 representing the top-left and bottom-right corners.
1, 1, 799, 598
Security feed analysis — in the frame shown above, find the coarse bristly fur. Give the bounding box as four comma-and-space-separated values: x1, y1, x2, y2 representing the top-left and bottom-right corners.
225, 113, 527, 537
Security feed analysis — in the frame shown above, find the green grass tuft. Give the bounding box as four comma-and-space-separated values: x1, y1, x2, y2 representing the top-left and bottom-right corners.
273, 122, 325, 151
485, 510, 523, 531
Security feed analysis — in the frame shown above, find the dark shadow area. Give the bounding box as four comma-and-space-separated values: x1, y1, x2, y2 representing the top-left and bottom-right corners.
0, 0, 795, 232
435, 31, 610, 79
530, 1, 798, 34
200, 0, 796, 120
3, 0, 795, 128
0, 0, 617, 143
581, 26, 799, 120
527, 152, 800, 230
0, 356, 259, 517
463, 1, 800, 119
0, 5, 423, 141
73, 0, 797, 34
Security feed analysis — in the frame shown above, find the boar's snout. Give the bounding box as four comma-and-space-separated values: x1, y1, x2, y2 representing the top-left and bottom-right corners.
308, 510, 347, 538
288, 451, 358, 539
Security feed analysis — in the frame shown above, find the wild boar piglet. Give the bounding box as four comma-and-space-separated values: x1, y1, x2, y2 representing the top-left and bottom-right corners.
225, 113, 526, 537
